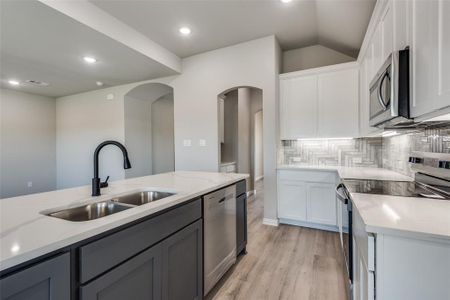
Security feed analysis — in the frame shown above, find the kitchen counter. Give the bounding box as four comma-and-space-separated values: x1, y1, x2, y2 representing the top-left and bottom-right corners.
350, 192, 450, 241
0, 171, 248, 272
277, 165, 450, 241
277, 164, 413, 181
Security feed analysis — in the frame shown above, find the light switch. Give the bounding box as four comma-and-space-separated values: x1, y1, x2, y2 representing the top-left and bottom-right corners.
183, 139, 192, 147
199, 139, 206, 147
27, 181, 32, 188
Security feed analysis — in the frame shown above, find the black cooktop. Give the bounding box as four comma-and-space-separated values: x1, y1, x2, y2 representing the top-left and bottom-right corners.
343, 179, 450, 200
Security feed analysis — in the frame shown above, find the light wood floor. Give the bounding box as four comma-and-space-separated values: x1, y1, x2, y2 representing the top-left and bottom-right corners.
206, 180, 349, 300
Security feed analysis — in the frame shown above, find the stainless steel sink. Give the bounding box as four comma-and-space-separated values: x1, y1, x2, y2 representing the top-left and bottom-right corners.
45, 191, 176, 221
111, 191, 175, 206
46, 201, 132, 222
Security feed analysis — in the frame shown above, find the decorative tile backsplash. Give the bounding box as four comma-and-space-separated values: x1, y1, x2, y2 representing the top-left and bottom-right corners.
279, 138, 383, 168
279, 126, 450, 177
382, 127, 450, 177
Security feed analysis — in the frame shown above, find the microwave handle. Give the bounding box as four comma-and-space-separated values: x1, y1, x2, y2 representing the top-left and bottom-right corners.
377, 71, 390, 111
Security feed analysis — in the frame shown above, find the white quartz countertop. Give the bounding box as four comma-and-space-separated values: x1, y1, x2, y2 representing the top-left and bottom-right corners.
277, 165, 413, 181
0, 171, 248, 272
277, 165, 450, 240
350, 193, 450, 241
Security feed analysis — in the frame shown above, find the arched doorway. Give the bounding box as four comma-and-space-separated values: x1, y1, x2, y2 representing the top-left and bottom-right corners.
217, 86, 263, 194
124, 83, 174, 178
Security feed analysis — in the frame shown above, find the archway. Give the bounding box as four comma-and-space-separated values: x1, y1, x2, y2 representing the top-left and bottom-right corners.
217, 86, 263, 194
124, 83, 174, 178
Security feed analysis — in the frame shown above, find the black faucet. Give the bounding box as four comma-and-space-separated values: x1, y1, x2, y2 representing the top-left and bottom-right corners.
92, 140, 131, 196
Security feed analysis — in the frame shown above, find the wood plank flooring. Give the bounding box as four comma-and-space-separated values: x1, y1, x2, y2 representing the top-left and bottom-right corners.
206, 180, 349, 300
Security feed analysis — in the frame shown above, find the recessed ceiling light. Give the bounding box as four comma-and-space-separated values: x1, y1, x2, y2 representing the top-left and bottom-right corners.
179, 27, 191, 36
8, 80, 19, 86
83, 56, 97, 64
280, 0, 292, 3
96, 81, 104, 86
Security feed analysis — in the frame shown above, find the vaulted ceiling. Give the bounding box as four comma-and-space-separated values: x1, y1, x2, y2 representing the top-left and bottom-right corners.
91, 0, 376, 58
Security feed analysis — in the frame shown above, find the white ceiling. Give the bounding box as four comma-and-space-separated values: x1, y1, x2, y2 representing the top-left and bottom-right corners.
91, 0, 376, 58
0, 0, 178, 98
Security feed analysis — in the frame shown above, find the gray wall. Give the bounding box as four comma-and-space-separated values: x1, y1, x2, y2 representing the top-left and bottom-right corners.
254, 110, 264, 180
221, 91, 238, 164
124, 95, 152, 179
0, 88, 56, 198
151, 93, 175, 174
282, 44, 354, 73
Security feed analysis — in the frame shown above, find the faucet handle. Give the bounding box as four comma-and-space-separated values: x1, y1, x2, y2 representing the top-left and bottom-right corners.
100, 176, 110, 188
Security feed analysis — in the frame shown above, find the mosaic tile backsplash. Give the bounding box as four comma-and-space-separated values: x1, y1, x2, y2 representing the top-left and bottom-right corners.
279, 138, 383, 168
382, 127, 450, 177
279, 126, 450, 177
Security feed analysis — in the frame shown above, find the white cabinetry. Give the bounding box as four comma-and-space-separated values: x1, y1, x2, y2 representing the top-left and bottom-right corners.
277, 170, 338, 230
280, 76, 317, 139
317, 69, 359, 138
410, 0, 450, 117
280, 63, 359, 139
359, 0, 450, 127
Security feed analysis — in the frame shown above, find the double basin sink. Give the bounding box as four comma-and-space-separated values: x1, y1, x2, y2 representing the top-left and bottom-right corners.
46, 191, 175, 222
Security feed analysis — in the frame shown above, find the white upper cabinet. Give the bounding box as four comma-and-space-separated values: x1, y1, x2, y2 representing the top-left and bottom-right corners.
280, 62, 359, 139
318, 68, 359, 138
280, 76, 318, 139
410, 0, 450, 117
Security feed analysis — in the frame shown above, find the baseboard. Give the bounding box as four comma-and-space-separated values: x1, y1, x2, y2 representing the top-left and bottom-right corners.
262, 218, 279, 227
279, 218, 339, 232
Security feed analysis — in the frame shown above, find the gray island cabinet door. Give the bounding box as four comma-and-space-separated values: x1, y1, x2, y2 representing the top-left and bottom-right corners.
81, 243, 162, 300
161, 219, 202, 300
0, 253, 70, 300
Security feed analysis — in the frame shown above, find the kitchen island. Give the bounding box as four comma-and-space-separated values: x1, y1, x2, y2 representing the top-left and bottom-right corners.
0, 171, 248, 300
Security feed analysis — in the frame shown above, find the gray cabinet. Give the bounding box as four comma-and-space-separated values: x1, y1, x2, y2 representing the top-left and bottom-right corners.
0, 253, 70, 300
162, 220, 202, 300
81, 244, 162, 300
236, 194, 247, 255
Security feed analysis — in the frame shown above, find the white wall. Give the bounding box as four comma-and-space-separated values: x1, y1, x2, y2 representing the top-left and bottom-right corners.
124, 95, 152, 179
282, 44, 355, 73
0, 88, 56, 198
172, 36, 280, 221
254, 110, 264, 181
56, 88, 126, 189
151, 93, 174, 174
54, 36, 280, 221
237, 88, 251, 175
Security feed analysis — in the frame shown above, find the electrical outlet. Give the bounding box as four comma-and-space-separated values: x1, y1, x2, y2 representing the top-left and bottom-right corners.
27, 181, 32, 188
199, 139, 206, 147
183, 139, 192, 147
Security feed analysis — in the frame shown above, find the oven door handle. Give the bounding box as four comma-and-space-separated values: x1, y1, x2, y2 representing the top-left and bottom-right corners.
336, 183, 349, 204
377, 70, 390, 111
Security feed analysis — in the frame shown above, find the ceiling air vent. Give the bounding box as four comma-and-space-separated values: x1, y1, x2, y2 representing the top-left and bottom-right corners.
25, 79, 49, 87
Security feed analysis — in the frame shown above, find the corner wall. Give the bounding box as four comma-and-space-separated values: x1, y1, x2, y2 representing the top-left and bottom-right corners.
0, 88, 56, 198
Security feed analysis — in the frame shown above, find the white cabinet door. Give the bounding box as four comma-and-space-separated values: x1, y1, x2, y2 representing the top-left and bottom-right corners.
306, 182, 337, 226
410, 0, 450, 117
371, 23, 383, 79
436, 0, 450, 111
381, 2, 394, 62
318, 68, 359, 138
278, 180, 307, 221
280, 76, 318, 139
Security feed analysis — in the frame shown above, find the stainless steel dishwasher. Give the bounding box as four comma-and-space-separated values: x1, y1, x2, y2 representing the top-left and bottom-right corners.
203, 184, 237, 296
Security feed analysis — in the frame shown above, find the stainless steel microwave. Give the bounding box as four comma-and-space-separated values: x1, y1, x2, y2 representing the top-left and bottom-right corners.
369, 49, 410, 128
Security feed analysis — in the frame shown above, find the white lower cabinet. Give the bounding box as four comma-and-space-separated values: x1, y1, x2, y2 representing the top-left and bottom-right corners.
306, 182, 337, 226
278, 180, 308, 222
278, 170, 337, 230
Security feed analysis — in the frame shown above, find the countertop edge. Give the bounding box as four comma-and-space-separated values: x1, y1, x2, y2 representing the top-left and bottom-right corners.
0, 173, 249, 273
